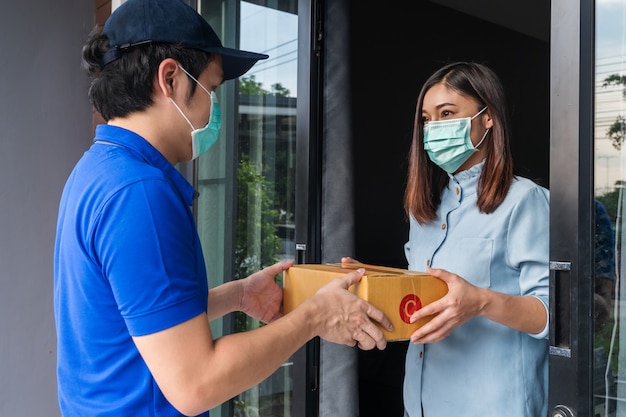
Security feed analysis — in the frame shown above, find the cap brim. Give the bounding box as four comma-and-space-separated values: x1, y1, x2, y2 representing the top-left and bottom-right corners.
203, 46, 269, 80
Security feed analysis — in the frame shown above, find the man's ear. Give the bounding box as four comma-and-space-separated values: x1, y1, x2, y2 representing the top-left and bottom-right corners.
156, 58, 180, 98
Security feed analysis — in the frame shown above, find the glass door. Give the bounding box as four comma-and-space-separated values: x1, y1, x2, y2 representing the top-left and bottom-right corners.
550, 0, 626, 416
229, 3, 298, 417
194, 1, 299, 416
593, 1, 626, 415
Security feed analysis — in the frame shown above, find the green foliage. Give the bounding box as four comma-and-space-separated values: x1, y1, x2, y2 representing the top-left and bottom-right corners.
233, 156, 281, 334
602, 74, 626, 150
239, 75, 266, 96
602, 74, 626, 94
239, 75, 291, 97
595, 183, 623, 375
270, 83, 290, 97
606, 115, 626, 151
234, 156, 281, 279
596, 180, 624, 222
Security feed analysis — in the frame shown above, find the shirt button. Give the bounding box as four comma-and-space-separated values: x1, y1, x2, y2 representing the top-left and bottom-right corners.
419, 351, 423, 358
455, 187, 460, 195
441, 223, 446, 230
426, 259, 430, 267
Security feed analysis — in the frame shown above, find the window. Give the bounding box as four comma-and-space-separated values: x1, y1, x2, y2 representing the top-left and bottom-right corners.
195, 1, 298, 416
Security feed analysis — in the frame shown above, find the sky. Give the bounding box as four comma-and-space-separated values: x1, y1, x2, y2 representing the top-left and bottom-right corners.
239, 1, 298, 96
595, 0, 626, 193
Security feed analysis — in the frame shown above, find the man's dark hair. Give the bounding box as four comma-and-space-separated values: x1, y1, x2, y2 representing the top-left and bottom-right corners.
82, 26, 212, 121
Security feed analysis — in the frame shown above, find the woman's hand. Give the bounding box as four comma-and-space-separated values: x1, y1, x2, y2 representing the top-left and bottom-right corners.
241, 260, 293, 323
408, 267, 486, 344
341, 256, 359, 264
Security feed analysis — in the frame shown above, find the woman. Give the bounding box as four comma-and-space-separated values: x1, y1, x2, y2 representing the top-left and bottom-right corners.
402, 62, 549, 416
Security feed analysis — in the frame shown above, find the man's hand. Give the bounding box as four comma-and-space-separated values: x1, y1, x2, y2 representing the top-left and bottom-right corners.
307, 268, 393, 351
241, 260, 293, 323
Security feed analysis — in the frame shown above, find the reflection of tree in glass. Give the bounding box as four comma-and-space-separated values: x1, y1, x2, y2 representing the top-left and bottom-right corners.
238, 74, 296, 239
595, 186, 621, 375
240, 74, 291, 97
602, 74, 626, 149
234, 157, 281, 281
597, 180, 624, 219
233, 157, 281, 334
594, 199, 615, 331
232, 158, 286, 417
233, 76, 295, 336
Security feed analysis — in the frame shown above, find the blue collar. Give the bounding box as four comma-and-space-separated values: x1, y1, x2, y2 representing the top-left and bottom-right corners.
94, 124, 196, 205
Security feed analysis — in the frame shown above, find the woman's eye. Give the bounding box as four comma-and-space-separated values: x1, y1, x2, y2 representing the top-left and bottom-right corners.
421, 115, 430, 124
441, 110, 452, 118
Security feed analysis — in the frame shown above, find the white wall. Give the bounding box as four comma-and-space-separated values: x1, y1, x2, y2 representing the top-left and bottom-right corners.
0, 0, 94, 414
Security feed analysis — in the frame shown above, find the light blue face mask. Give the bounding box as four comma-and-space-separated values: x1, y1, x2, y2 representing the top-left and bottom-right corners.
170, 66, 222, 160
423, 106, 489, 173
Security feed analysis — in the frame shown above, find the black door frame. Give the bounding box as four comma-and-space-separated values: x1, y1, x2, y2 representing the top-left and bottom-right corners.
293, 0, 322, 416
548, 0, 596, 415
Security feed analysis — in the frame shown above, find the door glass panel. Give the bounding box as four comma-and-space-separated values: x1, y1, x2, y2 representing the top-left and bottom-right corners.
196, 1, 298, 416
594, 1, 626, 415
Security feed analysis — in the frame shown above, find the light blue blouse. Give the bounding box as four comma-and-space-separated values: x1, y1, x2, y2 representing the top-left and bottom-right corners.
403, 162, 549, 417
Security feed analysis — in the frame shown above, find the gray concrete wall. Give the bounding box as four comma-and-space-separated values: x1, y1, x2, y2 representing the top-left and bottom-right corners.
0, 1, 94, 414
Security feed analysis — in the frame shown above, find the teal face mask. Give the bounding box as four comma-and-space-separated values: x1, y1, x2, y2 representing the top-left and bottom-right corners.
423, 107, 488, 173
170, 66, 222, 160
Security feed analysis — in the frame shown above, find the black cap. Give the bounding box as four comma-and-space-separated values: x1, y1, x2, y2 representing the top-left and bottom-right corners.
101, 0, 269, 80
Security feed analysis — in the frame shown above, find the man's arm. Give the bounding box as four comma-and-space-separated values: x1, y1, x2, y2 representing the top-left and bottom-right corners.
133, 268, 392, 416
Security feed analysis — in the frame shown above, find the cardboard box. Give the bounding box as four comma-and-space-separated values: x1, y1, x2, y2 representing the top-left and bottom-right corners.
283, 262, 448, 341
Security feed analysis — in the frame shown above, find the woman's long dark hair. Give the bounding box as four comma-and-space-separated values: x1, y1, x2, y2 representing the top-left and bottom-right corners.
404, 62, 514, 224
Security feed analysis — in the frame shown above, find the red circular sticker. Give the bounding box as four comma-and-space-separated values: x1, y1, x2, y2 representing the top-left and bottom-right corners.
399, 294, 422, 324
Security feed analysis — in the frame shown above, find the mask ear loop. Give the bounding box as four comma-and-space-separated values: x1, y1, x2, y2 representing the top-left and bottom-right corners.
169, 98, 196, 131
472, 106, 490, 150
178, 65, 213, 97
471, 106, 488, 120
474, 128, 490, 150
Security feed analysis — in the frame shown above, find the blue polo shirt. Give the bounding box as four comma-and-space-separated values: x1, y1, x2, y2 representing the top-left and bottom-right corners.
54, 125, 209, 416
